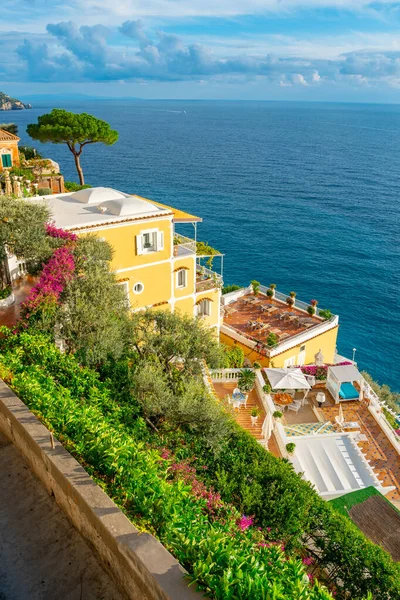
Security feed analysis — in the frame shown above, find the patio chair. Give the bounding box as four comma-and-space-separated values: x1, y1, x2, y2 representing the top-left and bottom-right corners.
225, 394, 232, 405
243, 394, 248, 409
233, 387, 241, 396
288, 402, 301, 413
232, 399, 241, 411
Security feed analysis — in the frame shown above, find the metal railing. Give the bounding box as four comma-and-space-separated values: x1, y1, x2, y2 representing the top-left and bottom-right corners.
196, 265, 222, 292
260, 286, 325, 317
174, 233, 196, 254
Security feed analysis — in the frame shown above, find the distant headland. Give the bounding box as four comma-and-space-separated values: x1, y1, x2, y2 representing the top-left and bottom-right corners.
0, 91, 32, 110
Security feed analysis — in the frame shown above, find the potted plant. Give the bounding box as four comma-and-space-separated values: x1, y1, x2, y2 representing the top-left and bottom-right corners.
286, 442, 296, 455
266, 332, 278, 347
263, 382, 271, 394
266, 283, 276, 301
251, 279, 260, 296
253, 361, 261, 370
273, 410, 283, 420
286, 294, 295, 308
238, 368, 256, 392
250, 407, 261, 426
307, 305, 316, 316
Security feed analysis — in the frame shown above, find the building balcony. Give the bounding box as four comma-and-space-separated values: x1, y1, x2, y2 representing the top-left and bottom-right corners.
173, 234, 196, 257
196, 265, 222, 293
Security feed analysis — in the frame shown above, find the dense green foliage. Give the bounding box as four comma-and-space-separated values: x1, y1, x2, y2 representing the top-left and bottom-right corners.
27, 109, 118, 184
222, 284, 241, 295
19, 145, 42, 160
0, 196, 56, 289
362, 371, 400, 412
0, 330, 332, 600
222, 344, 245, 368
64, 181, 92, 192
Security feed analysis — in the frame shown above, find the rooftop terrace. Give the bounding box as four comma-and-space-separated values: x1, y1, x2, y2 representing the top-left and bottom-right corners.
222, 286, 338, 355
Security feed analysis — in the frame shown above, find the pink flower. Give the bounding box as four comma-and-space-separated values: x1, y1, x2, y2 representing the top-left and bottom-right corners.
46, 223, 77, 241
238, 515, 254, 531
302, 557, 314, 566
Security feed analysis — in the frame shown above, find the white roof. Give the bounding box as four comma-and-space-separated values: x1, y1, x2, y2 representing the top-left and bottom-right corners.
328, 364, 362, 383
291, 435, 380, 498
29, 187, 171, 230
264, 367, 311, 390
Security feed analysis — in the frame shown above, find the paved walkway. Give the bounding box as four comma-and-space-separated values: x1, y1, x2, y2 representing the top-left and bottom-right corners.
0, 433, 125, 600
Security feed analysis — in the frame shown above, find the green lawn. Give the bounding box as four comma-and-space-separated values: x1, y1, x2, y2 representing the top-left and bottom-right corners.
330, 486, 400, 518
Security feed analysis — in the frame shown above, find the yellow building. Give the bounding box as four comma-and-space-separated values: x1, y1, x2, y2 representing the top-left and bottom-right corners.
36, 187, 222, 333
221, 285, 339, 367
0, 129, 20, 171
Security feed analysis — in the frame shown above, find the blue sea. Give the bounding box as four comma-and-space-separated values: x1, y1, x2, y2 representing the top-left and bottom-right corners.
9, 100, 400, 391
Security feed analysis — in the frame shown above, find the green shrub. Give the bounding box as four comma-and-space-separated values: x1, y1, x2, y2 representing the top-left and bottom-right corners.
0, 286, 12, 300
222, 284, 241, 294
319, 309, 332, 320
222, 344, 245, 368
64, 181, 92, 192
266, 332, 279, 347
286, 442, 296, 454
251, 279, 260, 295
273, 410, 283, 419
37, 187, 52, 196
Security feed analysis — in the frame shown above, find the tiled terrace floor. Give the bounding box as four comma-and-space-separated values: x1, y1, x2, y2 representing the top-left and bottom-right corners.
212, 382, 281, 457
223, 292, 322, 345
0, 277, 34, 328
320, 394, 400, 502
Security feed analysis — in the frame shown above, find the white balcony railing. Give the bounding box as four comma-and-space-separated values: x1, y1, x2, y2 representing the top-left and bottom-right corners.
174, 234, 196, 256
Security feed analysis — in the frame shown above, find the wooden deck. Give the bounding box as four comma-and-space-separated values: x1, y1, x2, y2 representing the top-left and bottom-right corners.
212, 382, 281, 457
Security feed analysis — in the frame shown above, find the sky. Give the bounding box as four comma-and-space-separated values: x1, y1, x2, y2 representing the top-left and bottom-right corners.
2, 0, 400, 101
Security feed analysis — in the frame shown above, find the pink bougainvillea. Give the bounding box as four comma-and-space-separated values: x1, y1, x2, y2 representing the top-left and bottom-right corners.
21, 245, 75, 318
45, 223, 77, 241
168, 460, 222, 515
238, 515, 254, 531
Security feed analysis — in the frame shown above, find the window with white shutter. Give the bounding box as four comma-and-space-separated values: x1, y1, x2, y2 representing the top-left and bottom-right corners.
197, 299, 211, 317
136, 228, 165, 255
177, 269, 187, 288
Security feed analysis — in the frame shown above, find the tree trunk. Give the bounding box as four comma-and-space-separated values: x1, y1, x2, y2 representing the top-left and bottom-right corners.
0, 256, 11, 291
73, 152, 85, 185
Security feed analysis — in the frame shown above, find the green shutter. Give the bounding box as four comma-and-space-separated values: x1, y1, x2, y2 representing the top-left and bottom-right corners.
1, 154, 12, 168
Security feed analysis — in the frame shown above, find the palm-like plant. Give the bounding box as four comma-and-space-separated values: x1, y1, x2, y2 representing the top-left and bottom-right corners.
238, 368, 256, 392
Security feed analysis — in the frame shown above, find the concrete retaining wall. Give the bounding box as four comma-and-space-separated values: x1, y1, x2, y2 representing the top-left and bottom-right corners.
0, 380, 204, 600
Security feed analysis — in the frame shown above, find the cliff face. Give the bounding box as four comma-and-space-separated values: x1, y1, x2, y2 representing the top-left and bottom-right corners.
0, 92, 32, 110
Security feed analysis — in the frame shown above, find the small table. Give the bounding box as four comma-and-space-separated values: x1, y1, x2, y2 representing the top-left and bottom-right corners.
274, 393, 293, 407
316, 392, 326, 408
233, 391, 246, 403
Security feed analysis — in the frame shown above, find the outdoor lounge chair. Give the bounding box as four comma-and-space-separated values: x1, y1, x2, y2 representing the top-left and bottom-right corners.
287, 401, 301, 413
335, 416, 360, 430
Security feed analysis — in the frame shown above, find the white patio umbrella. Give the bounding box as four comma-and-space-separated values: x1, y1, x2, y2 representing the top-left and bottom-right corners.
263, 367, 311, 390
262, 412, 274, 443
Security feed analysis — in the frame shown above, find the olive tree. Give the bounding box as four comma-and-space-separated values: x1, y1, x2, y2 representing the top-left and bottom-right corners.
59, 235, 130, 366
0, 196, 52, 290
27, 109, 118, 184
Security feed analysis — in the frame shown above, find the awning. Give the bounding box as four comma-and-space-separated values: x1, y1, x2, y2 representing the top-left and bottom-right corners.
328, 365, 361, 382
263, 367, 311, 390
